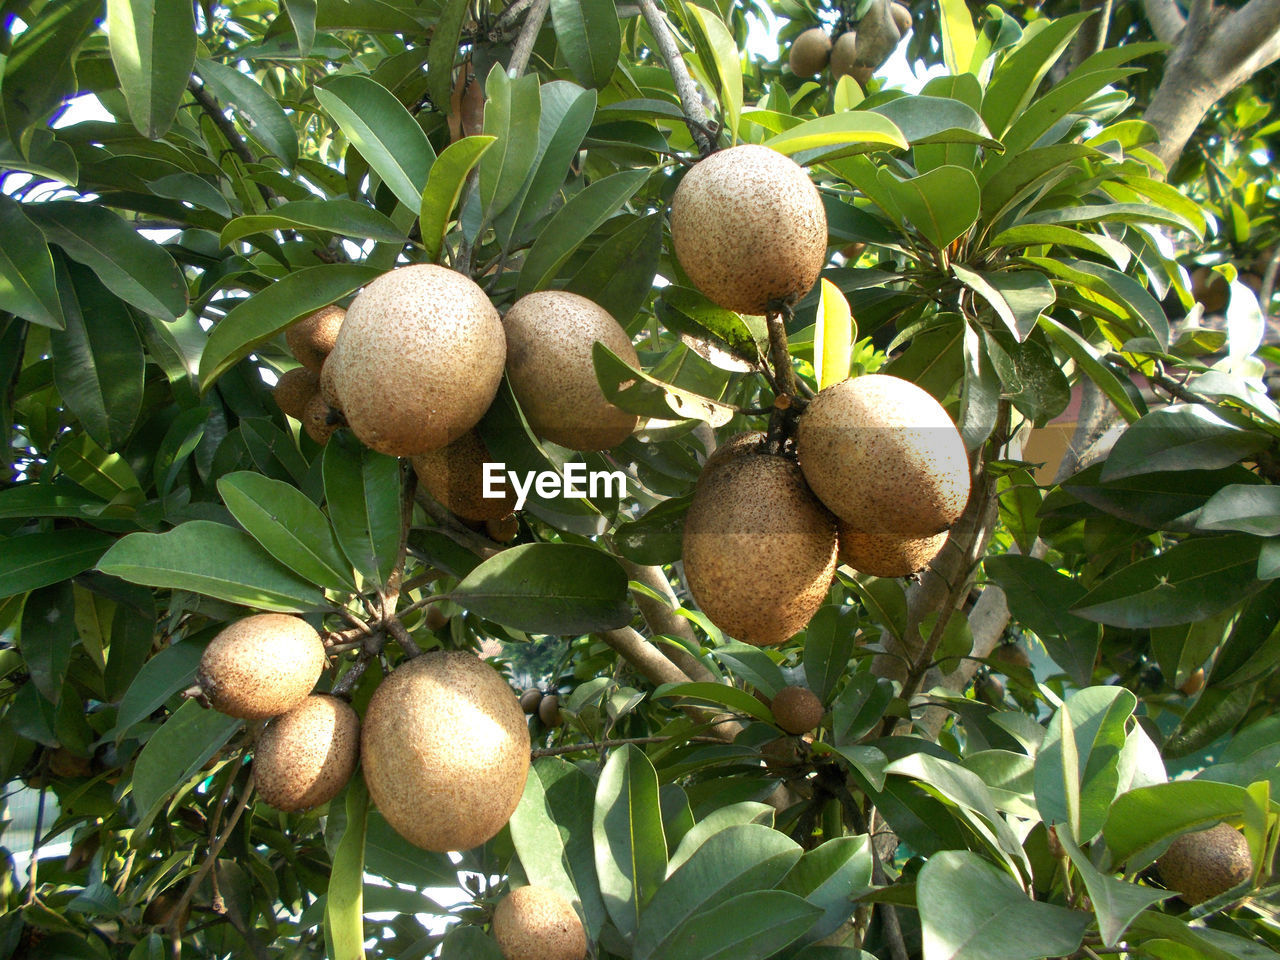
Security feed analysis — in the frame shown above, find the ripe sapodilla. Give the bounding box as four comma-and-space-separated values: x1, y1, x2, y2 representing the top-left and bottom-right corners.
788, 27, 831, 76
670, 144, 827, 316
197, 614, 325, 719
493, 885, 587, 960
253, 694, 359, 811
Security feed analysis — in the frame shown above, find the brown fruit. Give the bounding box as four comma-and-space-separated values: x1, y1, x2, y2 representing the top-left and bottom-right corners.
771, 685, 824, 734
503, 291, 639, 451
539, 693, 563, 728
448, 63, 486, 142
487, 514, 520, 543
762, 736, 801, 773
683, 453, 837, 647
1158, 822, 1253, 905
361, 651, 530, 851
413, 429, 517, 521
1179, 667, 1206, 696
273, 367, 319, 420
143, 892, 191, 929
1190, 266, 1229, 314
890, 2, 912, 36
301, 392, 338, 445
837, 523, 948, 577
48, 747, 93, 778
829, 31, 861, 82
796, 375, 970, 537
253, 695, 359, 812
698, 431, 766, 482
670, 144, 828, 315
318, 351, 342, 413
286, 305, 345, 374
520, 689, 543, 714
424, 604, 449, 631
197, 614, 325, 720
329, 264, 505, 456
788, 27, 832, 76
991, 641, 1032, 672
493, 885, 587, 960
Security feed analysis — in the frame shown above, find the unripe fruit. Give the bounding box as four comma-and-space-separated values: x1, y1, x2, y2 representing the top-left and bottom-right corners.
1179, 667, 1206, 696
991, 641, 1032, 672
487, 514, 520, 543
838, 523, 948, 578
670, 144, 828, 315
424, 604, 449, 631
253, 695, 359, 811
796, 375, 970, 538
539, 693, 563, 728
493, 885, 587, 960
301, 393, 338, 446
771, 685, 823, 734
502, 291, 639, 451
286, 305, 345, 374
330, 264, 504, 457
273, 367, 319, 420
413, 430, 517, 521
789, 27, 832, 76
361, 651, 530, 851
197, 614, 325, 719
1158, 822, 1252, 905
520, 689, 543, 714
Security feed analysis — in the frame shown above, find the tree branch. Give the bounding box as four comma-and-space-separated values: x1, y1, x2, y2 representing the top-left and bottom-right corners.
1143, 0, 1187, 42
619, 559, 720, 683
1211, 0, 1280, 75
507, 0, 550, 77
636, 0, 716, 154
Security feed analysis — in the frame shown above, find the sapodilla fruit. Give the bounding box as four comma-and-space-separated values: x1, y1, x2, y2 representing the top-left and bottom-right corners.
286, 305, 345, 374
1157, 822, 1253, 905
493, 885, 587, 960
670, 144, 827, 316
789, 27, 831, 76
683, 453, 837, 646
253, 695, 359, 811
329, 264, 504, 456
361, 651, 530, 851
318, 352, 342, 413
698, 431, 766, 482
772, 685, 824, 734
197, 614, 325, 719
301, 393, 338, 446
503, 291, 638, 451
837, 521, 948, 578
412, 429, 517, 521
830, 32, 866, 84
273, 367, 319, 420
796, 375, 969, 538
890, 2, 913, 36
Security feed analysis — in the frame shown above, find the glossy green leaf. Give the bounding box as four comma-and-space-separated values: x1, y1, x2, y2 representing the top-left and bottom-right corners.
952, 266, 1054, 342
980, 12, 1090, 137
779, 835, 873, 944
1072, 535, 1264, 628
594, 744, 668, 941
804, 606, 859, 705
878, 165, 980, 250
684, 4, 742, 146
107, 0, 197, 138
615, 495, 690, 566
285, 0, 317, 54
113, 639, 204, 735
1103, 780, 1263, 866
218, 472, 355, 592
0, 529, 115, 600
918, 850, 1089, 960
419, 135, 497, 263
594, 343, 735, 426
29, 201, 189, 320
326, 778, 368, 960
195, 58, 300, 166
552, 0, 621, 89
989, 224, 1133, 267
764, 113, 908, 158
198, 264, 379, 391
220, 199, 404, 247
1101, 406, 1271, 482
97, 521, 329, 612
651, 682, 773, 723
21, 583, 75, 703
316, 75, 435, 211
130, 700, 240, 830
1059, 831, 1169, 947
426, 0, 470, 131
54, 433, 142, 501
564, 212, 663, 325
660, 890, 822, 960
322, 440, 402, 589
516, 168, 649, 295
958, 321, 1000, 449
0, 484, 105, 521
450, 542, 631, 635
1037, 316, 1141, 423
0, 195, 64, 329
871, 96, 999, 148
937, 0, 976, 74
480, 68, 543, 222
439, 926, 503, 960
655, 285, 766, 363
1, 0, 100, 136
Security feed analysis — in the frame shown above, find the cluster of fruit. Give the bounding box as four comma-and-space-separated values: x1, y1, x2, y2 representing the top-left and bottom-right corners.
788, 3, 914, 86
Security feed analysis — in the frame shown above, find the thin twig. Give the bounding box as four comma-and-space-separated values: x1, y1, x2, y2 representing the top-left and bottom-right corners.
507, 0, 550, 77
636, 0, 716, 154
187, 78, 273, 206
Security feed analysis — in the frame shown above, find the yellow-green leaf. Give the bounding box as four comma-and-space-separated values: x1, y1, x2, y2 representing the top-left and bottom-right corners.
814, 279, 853, 390
326, 778, 368, 960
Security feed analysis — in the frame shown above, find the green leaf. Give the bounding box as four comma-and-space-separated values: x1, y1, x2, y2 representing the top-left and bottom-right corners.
952, 266, 1054, 342
803, 606, 859, 705
594, 343, 735, 426
958, 321, 1000, 449
551, 0, 621, 89
918, 850, 1089, 960
980, 13, 1091, 137
194, 59, 300, 166
510, 758, 607, 939
831, 669, 896, 745
326, 778, 368, 960
878, 165, 980, 250
107, 0, 197, 138
871, 96, 999, 149
113, 639, 204, 735
97, 521, 329, 612
652, 681, 773, 723
198, 264, 379, 391
1034, 687, 1137, 843
450, 542, 631, 635
29, 201, 189, 320
1, 0, 100, 136
322, 440, 402, 589
54, 433, 142, 501
364, 810, 459, 887
594, 744, 668, 941
0, 484, 105, 521
563, 213, 663, 326
655, 286, 766, 363
989, 224, 1133, 267
217, 472, 355, 592
764, 113, 908, 159
1103, 780, 1263, 866
21, 583, 75, 703
779, 835, 873, 944
1071, 536, 1264, 628
419, 136, 497, 263
0, 195, 64, 328
439, 927, 503, 960
660, 889, 822, 960
1037, 316, 1141, 423
937, 0, 976, 74
1101, 406, 1271, 482
130, 700, 240, 829
426, 0, 470, 131
285, 0, 317, 54
480, 68, 543, 223
0, 529, 115, 600
153, 407, 212, 497
516, 168, 649, 295
316, 75, 435, 211
1056, 830, 1169, 948
220, 199, 405, 248
635, 823, 802, 960
684, 4, 742, 147
615, 495, 690, 566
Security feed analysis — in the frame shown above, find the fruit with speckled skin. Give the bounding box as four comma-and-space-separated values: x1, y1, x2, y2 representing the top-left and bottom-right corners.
538, 694, 562, 728
274, 367, 319, 420
487, 514, 519, 542
991, 641, 1032, 672
329, 264, 504, 456
772, 685, 823, 734
789, 27, 831, 76
503, 291, 639, 451
197, 614, 325, 719
520, 689, 543, 714
361, 651, 530, 851
1180, 667, 1206, 696
286, 305, 345, 374
1158, 823, 1252, 905
412, 430, 516, 521
254, 695, 359, 811
301, 393, 338, 445
699, 431, 766, 482
493, 886, 586, 960
830, 32, 867, 84
670, 145, 828, 315
797, 375, 969, 537
318, 352, 342, 412
683, 453, 837, 646
838, 522, 948, 577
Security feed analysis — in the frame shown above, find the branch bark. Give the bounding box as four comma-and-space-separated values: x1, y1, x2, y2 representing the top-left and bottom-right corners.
636, 0, 716, 154
507, 0, 550, 77
1142, 0, 1185, 43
